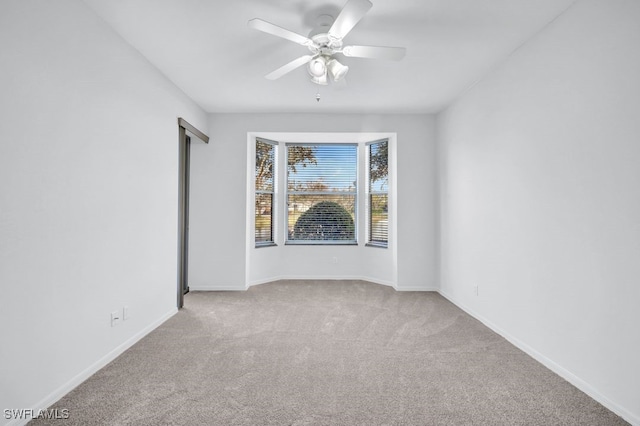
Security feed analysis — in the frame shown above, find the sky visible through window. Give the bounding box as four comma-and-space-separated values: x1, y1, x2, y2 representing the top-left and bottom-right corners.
369, 142, 388, 192
288, 144, 357, 192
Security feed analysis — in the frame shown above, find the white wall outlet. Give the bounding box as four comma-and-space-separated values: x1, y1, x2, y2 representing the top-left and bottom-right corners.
123, 306, 129, 321
332, 257, 338, 264
474, 285, 479, 296
110, 311, 120, 327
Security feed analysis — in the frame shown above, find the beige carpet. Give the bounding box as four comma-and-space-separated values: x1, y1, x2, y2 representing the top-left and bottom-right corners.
32, 280, 626, 425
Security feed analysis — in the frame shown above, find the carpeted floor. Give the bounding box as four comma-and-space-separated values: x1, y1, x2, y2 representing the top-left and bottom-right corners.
32, 280, 626, 425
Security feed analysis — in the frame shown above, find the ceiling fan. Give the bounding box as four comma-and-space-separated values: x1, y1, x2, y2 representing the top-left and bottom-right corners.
248, 0, 406, 85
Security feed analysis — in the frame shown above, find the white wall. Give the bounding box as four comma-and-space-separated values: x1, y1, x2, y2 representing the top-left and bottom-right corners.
0, 1, 207, 424
437, 0, 640, 423
189, 114, 436, 291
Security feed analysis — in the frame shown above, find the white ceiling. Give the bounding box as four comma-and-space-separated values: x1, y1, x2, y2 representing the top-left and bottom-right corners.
82, 0, 575, 114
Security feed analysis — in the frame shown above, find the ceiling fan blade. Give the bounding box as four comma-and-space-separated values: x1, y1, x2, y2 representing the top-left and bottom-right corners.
342, 45, 406, 60
248, 18, 313, 47
265, 55, 314, 80
328, 0, 372, 40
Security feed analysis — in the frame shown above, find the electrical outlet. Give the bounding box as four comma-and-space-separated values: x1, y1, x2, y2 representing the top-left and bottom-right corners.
123, 306, 129, 321
474, 285, 479, 296
332, 257, 338, 264
111, 311, 120, 327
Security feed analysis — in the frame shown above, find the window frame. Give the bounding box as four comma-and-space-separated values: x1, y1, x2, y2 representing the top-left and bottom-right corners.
285, 142, 359, 246
366, 139, 389, 248
254, 137, 277, 248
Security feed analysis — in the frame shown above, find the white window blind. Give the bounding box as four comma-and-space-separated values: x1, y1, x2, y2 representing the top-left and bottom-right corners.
255, 138, 276, 246
368, 139, 388, 247
286, 143, 357, 244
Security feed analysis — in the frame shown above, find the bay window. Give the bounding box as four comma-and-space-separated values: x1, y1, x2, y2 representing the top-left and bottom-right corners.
252, 135, 392, 249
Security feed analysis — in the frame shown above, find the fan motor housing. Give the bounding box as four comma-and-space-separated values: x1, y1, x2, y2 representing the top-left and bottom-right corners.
310, 33, 342, 55
309, 14, 342, 52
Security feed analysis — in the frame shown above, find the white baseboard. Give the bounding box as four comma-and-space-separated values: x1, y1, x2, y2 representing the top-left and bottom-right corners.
192, 278, 399, 292
246, 277, 439, 292
6, 308, 178, 426
189, 284, 248, 291
196, 277, 440, 293
437, 289, 639, 426
247, 276, 288, 287
395, 285, 439, 292
247, 275, 400, 289
360, 276, 396, 288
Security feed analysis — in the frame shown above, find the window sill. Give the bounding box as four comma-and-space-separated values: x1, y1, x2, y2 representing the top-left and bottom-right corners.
285, 241, 358, 246
255, 242, 278, 249
366, 242, 388, 249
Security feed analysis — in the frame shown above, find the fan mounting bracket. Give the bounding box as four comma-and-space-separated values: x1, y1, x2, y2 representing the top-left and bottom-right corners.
309, 33, 343, 55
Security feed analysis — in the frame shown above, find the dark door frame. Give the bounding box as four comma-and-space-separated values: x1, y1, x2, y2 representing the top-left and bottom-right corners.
177, 118, 209, 309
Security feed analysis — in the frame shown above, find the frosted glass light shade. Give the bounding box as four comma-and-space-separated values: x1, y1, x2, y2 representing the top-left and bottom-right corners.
327, 58, 349, 81
310, 73, 328, 85
308, 57, 327, 77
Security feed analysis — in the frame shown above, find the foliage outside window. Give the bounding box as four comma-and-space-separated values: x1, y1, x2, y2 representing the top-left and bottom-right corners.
286, 144, 357, 244
368, 139, 388, 247
255, 138, 276, 246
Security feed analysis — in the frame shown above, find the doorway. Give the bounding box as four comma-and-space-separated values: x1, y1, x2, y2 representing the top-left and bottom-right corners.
178, 118, 209, 308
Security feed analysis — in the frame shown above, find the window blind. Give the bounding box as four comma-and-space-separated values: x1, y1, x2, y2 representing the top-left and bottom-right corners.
286, 143, 357, 244
255, 138, 276, 245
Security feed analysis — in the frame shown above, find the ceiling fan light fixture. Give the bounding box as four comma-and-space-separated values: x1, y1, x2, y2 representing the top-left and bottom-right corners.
310, 73, 328, 85
308, 57, 327, 78
327, 58, 349, 81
